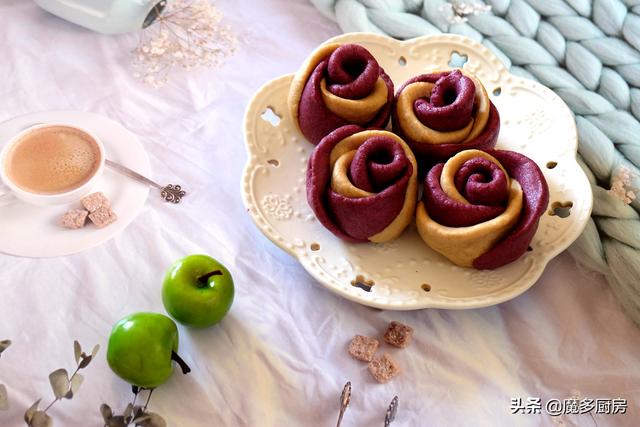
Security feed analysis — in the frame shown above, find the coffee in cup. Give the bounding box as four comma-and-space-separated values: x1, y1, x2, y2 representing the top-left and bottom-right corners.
3, 125, 102, 195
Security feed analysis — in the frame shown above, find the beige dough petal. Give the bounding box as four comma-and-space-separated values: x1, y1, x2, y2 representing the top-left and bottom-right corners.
288, 43, 341, 130
396, 69, 492, 145
416, 180, 523, 267
360, 133, 417, 243
321, 77, 388, 124
397, 82, 474, 145
330, 150, 373, 198
439, 149, 508, 204
326, 130, 418, 243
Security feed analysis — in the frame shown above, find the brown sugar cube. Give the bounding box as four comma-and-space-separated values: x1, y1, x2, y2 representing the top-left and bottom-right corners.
348, 335, 379, 362
384, 321, 414, 348
81, 192, 110, 213
368, 353, 400, 383
60, 209, 88, 229
88, 206, 118, 228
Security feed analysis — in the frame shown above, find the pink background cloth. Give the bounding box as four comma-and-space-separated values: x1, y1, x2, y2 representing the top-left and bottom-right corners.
0, 1, 638, 426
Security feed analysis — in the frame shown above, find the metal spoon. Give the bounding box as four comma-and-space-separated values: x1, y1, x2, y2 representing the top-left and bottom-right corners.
336, 381, 351, 427
105, 159, 186, 204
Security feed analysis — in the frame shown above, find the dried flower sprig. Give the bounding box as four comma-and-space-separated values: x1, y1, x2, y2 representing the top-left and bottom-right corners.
609, 167, 637, 204
133, 0, 237, 88
101, 386, 166, 427
0, 339, 11, 411
24, 341, 99, 427
438, 0, 491, 24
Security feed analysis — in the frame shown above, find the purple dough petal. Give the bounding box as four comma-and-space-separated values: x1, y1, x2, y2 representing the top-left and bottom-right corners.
306, 125, 414, 241
350, 136, 408, 192
420, 149, 549, 269
454, 157, 508, 206
298, 60, 351, 145
297, 46, 394, 145
328, 173, 410, 240
472, 150, 549, 269
393, 101, 500, 165
392, 72, 501, 164
414, 70, 475, 132
326, 44, 379, 99
422, 163, 506, 227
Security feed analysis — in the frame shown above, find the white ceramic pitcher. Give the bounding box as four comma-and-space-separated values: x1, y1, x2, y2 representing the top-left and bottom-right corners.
33, 0, 168, 34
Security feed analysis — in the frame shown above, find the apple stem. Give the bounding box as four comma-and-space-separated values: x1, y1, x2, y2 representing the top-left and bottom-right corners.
171, 351, 191, 375
196, 270, 223, 287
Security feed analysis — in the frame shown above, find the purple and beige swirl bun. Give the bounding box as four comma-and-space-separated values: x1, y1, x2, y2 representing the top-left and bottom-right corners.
307, 125, 418, 243
416, 149, 549, 269
392, 69, 500, 162
289, 43, 394, 145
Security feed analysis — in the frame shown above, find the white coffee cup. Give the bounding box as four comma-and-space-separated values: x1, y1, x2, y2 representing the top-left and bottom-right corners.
0, 123, 105, 206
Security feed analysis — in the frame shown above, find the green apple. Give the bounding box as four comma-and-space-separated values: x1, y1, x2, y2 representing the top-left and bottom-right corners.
162, 254, 234, 328
107, 312, 190, 388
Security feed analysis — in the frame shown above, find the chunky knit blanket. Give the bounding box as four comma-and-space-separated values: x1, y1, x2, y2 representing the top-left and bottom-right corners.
310, 0, 640, 325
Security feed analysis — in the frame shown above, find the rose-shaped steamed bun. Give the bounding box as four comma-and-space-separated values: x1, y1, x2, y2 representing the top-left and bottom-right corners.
307, 125, 418, 242
416, 149, 549, 269
392, 69, 500, 162
289, 43, 394, 145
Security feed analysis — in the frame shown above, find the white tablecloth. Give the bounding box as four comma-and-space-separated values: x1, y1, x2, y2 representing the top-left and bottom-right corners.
1, 1, 639, 426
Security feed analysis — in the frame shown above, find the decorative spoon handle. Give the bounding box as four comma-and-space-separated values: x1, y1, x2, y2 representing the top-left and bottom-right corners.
105, 159, 186, 204
336, 381, 351, 427
384, 396, 398, 426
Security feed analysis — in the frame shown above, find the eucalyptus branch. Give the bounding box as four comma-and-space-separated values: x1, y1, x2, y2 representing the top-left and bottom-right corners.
101, 387, 166, 427
24, 341, 99, 427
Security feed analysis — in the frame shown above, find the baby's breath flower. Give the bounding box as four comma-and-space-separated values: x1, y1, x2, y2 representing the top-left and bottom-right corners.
133, 0, 236, 88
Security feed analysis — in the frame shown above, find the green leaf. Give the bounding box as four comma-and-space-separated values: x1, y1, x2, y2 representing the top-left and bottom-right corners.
107, 416, 126, 427
65, 373, 84, 399
0, 384, 8, 410
123, 403, 134, 420
24, 399, 40, 424
0, 340, 11, 357
29, 411, 52, 427
73, 341, 81, 365
100, 403, 113, 422
78, 354, 92, 369
48, 368, 69, 399
135, 412, 166, 427
132, 405, 144, 420
133, 413, 150, 422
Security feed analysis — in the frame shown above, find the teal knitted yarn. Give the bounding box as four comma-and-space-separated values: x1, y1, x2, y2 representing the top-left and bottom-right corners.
311, 0, 640, 325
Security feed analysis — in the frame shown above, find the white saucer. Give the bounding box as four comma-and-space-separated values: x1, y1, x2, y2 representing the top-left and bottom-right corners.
0, 111, 150, 257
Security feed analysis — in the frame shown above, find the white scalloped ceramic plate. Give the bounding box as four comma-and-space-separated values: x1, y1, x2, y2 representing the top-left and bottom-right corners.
241, 33, 592, 310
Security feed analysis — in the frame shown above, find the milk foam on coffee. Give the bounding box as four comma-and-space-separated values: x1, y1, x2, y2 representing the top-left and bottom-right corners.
4, 126, 101, 194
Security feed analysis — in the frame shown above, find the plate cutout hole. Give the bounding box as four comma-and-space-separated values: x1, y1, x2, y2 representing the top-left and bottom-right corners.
448, 51, 468, 68
267, 159, 279, 167
549, 201, 573, 218
261, 106, 281, 127
546, 161, 558, 169
310, 243, 320, 251
492, 87, 502, 96
351, 275, 374, 292
527, 246, 533, 252
421, 283, 431, 292
398, 56, 407, 66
